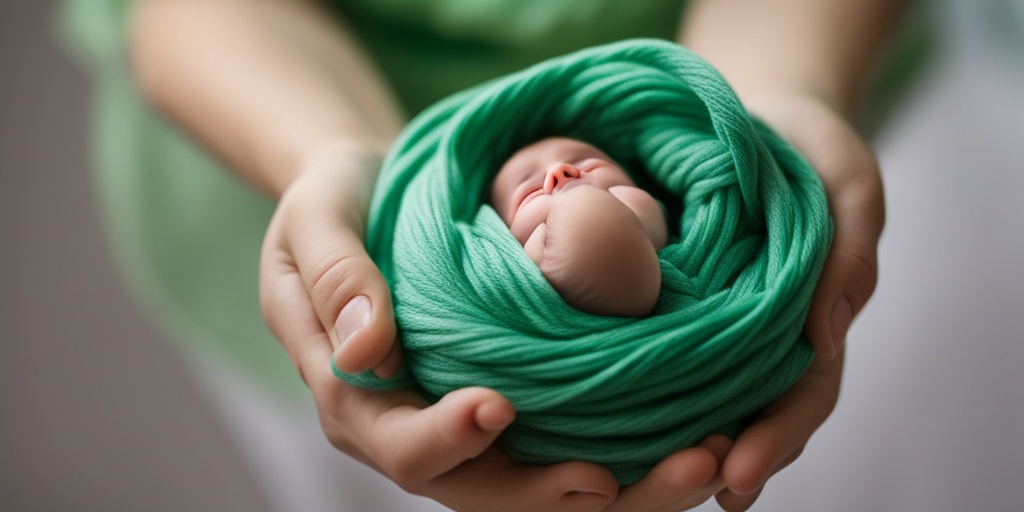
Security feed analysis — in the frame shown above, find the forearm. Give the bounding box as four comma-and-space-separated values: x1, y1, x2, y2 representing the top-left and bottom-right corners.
129, 0, 403, 199
680, 0, 908, 120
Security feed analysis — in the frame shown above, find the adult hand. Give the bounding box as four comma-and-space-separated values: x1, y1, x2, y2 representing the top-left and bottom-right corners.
708, 92, 883, 511
601, 90, 879, 512
752, 92, 885, 361
600, 435, 732, 512
259, 147, 624, 512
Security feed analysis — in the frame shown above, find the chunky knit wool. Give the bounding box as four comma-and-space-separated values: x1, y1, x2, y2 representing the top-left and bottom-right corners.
335, 39, 833, 485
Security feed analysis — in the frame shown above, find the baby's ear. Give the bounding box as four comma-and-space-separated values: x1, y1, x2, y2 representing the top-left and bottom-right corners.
523, 223, 547, 267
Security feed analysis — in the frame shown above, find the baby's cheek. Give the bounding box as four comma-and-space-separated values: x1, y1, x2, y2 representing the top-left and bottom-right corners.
609, 186, 669, 249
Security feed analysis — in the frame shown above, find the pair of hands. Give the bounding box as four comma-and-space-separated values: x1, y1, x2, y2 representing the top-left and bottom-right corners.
258, 92, 883, 512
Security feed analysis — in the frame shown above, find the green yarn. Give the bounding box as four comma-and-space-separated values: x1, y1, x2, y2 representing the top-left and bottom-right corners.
334, 39, 833, 485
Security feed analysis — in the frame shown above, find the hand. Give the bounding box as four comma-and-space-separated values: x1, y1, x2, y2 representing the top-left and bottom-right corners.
714, 351, 843, 511
749, 92, 885, 361
708, 92, 883, 511
258, 147, 623, 511
600, 435, 732, 512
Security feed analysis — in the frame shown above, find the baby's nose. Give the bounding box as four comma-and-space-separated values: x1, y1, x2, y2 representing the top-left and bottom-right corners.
543, 163, 582, 193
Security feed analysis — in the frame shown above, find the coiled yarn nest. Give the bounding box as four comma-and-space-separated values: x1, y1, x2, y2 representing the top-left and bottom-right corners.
336, 39, 833, 485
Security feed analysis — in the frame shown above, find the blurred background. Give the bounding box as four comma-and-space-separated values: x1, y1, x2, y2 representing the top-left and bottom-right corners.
0, 2, 270, 510
2, 1, 1022, 511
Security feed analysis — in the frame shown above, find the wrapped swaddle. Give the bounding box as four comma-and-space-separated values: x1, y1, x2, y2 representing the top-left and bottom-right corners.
335, 39, 833, 485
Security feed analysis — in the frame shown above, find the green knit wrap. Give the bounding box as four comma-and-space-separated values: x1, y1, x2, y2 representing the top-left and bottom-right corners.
334, 39, 833, 485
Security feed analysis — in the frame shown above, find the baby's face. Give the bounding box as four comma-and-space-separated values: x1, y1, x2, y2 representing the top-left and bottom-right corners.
491, 138, 667, 251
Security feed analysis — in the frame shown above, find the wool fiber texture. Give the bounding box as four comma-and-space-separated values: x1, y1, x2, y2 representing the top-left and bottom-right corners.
334, 39, 834, 485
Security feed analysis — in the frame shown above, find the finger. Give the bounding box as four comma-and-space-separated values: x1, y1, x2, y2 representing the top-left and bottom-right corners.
715, 484, 763, 512
804, 178, 883, 358
604, 435, 731, 512
800, 123, 885, 359
698, 433, 735, 463
374, 332, 405, 379
714, 447, 800, 512
721, 353, 842, 495
372, 387, 517, 487
259, 226, 338, 389
750, 96, 885, 359
276, 165, 400, 376
432, 451, 618, 512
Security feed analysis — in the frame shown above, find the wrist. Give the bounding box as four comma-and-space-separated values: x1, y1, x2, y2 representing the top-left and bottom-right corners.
264, 137, 389, 197
732, 82, 856, 126
277, 139, 388, 238
739, 89, 832, 121
679, 0, 905, 127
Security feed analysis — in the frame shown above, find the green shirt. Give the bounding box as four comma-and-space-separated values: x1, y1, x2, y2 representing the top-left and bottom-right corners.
57, 0, 686, 396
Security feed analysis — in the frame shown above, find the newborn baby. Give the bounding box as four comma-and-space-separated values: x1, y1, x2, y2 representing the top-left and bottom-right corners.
491, 137, 668, 317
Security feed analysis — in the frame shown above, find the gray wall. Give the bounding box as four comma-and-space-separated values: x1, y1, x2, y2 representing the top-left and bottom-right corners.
0, 2, 268, 510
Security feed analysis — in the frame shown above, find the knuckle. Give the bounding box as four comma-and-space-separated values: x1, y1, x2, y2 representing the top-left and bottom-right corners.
382, 453, 427, 493
317, 416, 352, 454
313, 394, 357, 453
257, 284, 276, 327
308, 252, 366, 311
294, 359, 313, 388
840, 250, 879, 312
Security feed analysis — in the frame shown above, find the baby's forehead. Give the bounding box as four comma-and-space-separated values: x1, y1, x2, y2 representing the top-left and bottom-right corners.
496, 138, 608, 185
507, 137, 606, 164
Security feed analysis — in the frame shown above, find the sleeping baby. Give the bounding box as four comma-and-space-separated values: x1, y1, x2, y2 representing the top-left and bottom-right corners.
490, 137, 668, 317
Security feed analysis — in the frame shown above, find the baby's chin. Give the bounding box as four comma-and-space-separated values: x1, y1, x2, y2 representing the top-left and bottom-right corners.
531, 187, 662, 317
540, 245, 661, 318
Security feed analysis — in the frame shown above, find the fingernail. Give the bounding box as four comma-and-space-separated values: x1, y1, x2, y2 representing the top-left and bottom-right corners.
336, 296, 371, 347
565, 488, 615, 499
830, 296, 852, 352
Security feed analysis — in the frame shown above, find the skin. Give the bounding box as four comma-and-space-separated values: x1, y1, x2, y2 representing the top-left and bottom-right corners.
130, 0, 903, 510
491, 138, 667, 317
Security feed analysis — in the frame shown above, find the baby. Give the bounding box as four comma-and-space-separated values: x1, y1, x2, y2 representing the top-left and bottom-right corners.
491, 137, 668, 317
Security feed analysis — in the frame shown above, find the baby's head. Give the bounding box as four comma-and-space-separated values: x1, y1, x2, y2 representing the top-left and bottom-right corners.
491, 137, 668, 317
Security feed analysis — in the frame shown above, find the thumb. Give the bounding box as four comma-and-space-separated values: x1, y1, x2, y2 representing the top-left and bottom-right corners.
277, 164, 402, 378
304, 237, 402, 378
805, 179, 883, 359
748, 96, 885, 360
